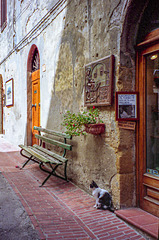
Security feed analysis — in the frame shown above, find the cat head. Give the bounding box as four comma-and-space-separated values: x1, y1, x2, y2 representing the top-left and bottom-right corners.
90, 180, 99, 189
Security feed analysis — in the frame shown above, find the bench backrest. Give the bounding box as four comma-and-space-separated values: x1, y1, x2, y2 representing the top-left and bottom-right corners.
33, 126, 72, 157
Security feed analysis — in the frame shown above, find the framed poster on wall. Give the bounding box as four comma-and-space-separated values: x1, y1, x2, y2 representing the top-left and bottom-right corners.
116, 92, 139, 121
5, 78, 14, 107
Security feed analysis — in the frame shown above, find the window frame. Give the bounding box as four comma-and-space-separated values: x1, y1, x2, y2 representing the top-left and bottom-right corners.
1, 0, 7, 32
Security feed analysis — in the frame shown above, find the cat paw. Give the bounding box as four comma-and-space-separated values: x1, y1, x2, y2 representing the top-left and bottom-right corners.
102, 205, 108, 210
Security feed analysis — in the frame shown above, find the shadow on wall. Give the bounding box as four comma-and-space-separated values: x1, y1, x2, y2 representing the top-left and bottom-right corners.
42, 1, 117, 192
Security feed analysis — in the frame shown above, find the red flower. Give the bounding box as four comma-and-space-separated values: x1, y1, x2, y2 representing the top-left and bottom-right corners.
73, 124, 75, 127
93, 106, 95, 109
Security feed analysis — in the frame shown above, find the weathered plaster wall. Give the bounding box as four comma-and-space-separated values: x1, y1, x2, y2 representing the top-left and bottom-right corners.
44, 0, 121, 206
0, 0, 146, 209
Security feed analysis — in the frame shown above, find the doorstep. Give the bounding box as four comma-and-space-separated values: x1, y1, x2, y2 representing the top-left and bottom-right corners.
115, 208, 159, 239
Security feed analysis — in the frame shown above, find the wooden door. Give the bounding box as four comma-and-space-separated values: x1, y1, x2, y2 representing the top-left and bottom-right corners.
137, 38, 159, 217
32, 69, 40, 145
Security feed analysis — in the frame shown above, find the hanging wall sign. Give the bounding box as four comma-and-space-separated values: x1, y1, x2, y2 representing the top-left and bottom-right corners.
84, 55, 115, 106
118, 121, 136, 130
116, 92, 139, 121
5, 78, 14, 107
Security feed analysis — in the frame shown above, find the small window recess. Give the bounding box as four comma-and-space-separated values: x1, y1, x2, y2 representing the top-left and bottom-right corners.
1, 0, 7, 32
31, 48, 40, 73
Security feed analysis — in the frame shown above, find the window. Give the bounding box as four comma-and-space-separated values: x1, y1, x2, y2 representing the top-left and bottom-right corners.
31, 48, 40, 72
1, 0, 7, 31
146, 52, 159, 177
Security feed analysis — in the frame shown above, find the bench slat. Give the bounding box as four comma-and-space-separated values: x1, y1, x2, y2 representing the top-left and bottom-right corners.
33, 144, 67, 163
28, 146, 64, 164
35, 134, 72, 151
34, 126, 72, 139
19, 144, 62, 165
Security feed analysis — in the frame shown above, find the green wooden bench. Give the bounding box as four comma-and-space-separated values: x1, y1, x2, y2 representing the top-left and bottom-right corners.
19, 126, 72, 186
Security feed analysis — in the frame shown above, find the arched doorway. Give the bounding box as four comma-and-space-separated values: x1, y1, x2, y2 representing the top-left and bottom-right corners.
27, 45, 40, 145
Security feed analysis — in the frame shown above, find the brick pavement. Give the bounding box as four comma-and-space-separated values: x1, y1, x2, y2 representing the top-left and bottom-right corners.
0, 138, 147, 240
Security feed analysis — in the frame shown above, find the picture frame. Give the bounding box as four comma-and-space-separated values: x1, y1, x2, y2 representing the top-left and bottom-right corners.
5, 78, 14, 107
115, 92, 139, 121
84, 55, 115, 106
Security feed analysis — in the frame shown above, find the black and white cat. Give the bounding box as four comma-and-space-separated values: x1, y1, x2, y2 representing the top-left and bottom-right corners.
90, 180, 113, 212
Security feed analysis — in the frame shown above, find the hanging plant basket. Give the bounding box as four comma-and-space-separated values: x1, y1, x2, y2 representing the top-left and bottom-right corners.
85, 123, 105, 135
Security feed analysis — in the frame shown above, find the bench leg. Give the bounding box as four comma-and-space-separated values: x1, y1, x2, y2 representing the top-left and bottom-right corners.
20, 155, 34, 169
64, 161, 68, 181
39, 162, 69, 186
40, 171, 53, 187
20, 149, 39, 169
39, 162, 59, 187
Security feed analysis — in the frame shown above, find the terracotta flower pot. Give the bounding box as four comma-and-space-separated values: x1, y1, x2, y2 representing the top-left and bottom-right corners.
85, 123, 105, 135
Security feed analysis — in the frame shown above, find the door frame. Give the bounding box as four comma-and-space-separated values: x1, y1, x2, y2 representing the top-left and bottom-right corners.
136, 29, 159, 217
27, 45, 40, 146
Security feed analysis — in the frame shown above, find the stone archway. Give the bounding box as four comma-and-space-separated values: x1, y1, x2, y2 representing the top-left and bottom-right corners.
119, 0, 149, 91
27, 44, 40, 145
114, 0, 150, 208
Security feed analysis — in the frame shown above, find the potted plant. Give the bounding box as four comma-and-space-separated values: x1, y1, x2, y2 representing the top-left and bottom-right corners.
62, 106, 105, 136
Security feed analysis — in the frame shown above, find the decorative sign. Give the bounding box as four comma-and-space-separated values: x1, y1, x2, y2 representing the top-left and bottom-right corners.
118, 121, 136, 131
84, 55, 115, 106
5, 78, 14, 107
116, 92, 139, 121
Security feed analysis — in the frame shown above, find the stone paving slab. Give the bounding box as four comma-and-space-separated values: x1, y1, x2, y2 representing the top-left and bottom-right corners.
0, 138, 147, 240
116, 208, 159, 239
